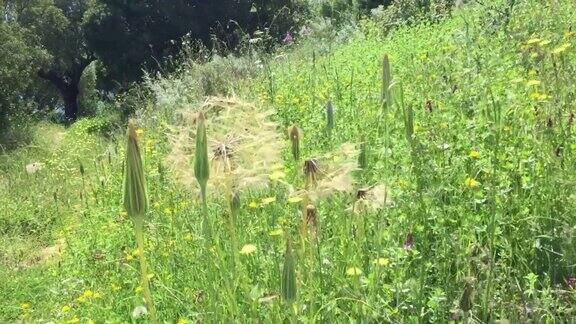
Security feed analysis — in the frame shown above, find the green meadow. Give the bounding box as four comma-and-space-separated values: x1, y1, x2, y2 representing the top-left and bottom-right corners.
1, 1, 575, 322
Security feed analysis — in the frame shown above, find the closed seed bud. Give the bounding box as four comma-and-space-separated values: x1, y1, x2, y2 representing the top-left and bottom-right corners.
303, 159, 319, 187
459, 276, 476, 312
305, 204, 318, 236
230, 191, 240, 215
79, 162, 85, 176
281, 237, 297, 303
194, 112, 210, 191
123, 121, 148, 218
289, 125, 301, 161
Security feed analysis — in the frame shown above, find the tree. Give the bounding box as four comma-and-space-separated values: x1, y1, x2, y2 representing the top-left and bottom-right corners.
84, 0, 254, 83
84, 0, 305, 83
9, 0, 94, 121
0, 21, 48, 130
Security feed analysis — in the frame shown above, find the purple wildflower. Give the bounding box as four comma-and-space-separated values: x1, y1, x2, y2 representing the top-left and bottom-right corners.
567, 276, 576, 290
403, 232, 414, 250
282, 32, 294, 45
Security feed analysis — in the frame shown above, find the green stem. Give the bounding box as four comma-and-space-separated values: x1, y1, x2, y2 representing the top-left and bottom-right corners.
134, 217, 158, 324
200, 184, 212, 245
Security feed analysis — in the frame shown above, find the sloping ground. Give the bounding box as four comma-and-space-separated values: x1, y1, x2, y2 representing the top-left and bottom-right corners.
254, 0, 576, 320
1, 1, 575, 322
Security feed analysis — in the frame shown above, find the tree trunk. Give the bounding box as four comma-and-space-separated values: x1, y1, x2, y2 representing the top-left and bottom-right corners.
38, 69, 80, 122
37, 59, 92, 123
61, 86, 80, 122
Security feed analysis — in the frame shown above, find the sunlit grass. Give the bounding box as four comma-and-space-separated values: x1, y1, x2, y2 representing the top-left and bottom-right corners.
1, 0, 576, 322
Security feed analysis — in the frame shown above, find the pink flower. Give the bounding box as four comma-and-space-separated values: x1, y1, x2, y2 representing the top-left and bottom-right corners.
282, 32, 294, 45
567, 276, 576, 290
403, 232, 414, 250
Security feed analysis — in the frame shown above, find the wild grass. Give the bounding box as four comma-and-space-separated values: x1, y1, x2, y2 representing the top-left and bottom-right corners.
1, 0, 575, 322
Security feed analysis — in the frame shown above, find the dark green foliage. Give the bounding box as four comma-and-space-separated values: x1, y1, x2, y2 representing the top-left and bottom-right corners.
0, 22, 47, 136
84, 0, 306, 83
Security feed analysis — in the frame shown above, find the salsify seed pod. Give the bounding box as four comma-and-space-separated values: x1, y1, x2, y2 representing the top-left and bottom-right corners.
281, 236, 297, 303
123, 121, 148, 218
326, 100, 334, 135
289, 125, 301, 161
194, 112, 210, 194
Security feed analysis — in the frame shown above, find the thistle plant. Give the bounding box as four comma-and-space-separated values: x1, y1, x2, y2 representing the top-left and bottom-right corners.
123, 121, 158, 324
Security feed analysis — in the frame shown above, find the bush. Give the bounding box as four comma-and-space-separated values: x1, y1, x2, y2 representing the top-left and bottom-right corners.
78, 61, 100, 117
369, 0, 455, 33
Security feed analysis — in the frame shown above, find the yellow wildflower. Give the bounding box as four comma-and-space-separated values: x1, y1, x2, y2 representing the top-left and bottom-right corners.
177, 319, 188, 324
469, 150, 480, 158
261, 197, 276, 205
551, 43, 571, 55
465, 177, 479, 188
346, 267, 363, 276
539, 39, 551, 46
184, 233, 194, 242
82, 290, 94, 298
111, 283, 121, 291
373, 258, 390, 266
526, 38, 542, 45
62, 304, 72, 313
240, 244, 257, 255
269, 170, 286, 181
287, 196, 303, 203
20, 303, 31, 310
248, 201, 258, 209
135, 128, 144, 135
269, 229, 283, 236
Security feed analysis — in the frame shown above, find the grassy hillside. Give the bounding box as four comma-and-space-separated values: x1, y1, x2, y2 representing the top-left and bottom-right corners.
1, 0, 575, 322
